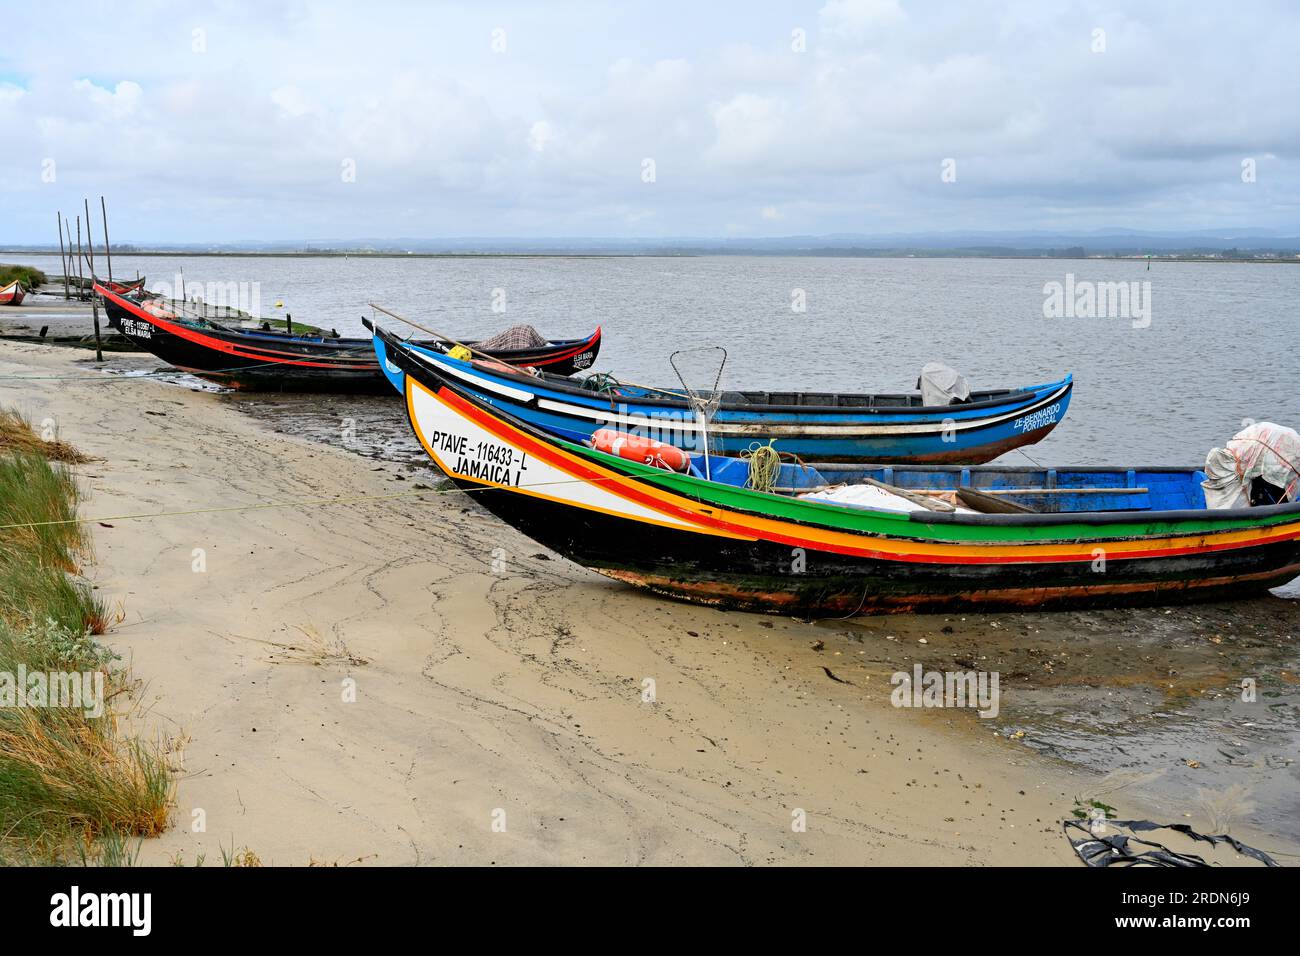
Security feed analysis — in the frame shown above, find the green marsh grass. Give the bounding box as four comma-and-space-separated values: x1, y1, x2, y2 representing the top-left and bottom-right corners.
0, 264, 47, 292
0, 411, 173, 864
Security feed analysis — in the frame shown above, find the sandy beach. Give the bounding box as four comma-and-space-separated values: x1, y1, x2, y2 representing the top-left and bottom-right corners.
3, 340, 1294, 867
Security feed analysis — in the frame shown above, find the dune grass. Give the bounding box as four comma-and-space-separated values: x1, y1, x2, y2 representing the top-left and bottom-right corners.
0, 411, 173, 864
0, 264, 47, 292
0, 409, 91, 465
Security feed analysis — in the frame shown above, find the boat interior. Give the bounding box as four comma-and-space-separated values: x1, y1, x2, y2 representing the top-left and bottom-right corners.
519, 363, 1043, 410
608, 383, 1025, 409
679, 455, 1213, 515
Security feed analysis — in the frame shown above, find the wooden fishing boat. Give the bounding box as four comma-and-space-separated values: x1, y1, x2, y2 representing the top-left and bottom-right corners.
103, 276, 146, 294
96, 283, 601, 392
0, 280, 25, 306
370, 325, 1071, 465
378, 331, 1300, 616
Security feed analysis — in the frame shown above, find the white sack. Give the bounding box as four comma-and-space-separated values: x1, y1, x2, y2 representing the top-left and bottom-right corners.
1202, 422, 1300, 510
917, 362, 971, 406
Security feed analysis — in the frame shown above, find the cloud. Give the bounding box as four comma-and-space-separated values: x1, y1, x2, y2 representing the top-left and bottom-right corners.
0, 0, 1295, 241
527, 120, 554, 152
819, 0, 905, 38
270, 85, 314, 117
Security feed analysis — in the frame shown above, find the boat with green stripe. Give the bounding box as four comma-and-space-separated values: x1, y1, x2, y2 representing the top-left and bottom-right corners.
377, 328, 1300, 616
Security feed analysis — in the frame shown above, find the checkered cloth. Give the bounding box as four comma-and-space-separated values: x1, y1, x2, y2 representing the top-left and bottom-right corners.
477, 324, 548, 351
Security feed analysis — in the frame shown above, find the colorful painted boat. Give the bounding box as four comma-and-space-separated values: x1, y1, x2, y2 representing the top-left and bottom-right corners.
0, 280, 25, 306
377, 331, 1300, 616
370, 326, 1072, 464
104, 276, 146, 294
96, 283, 601, 392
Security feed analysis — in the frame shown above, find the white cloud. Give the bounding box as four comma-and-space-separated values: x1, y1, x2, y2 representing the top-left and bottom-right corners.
527, 120, 554, 152
73, 79, 142, 120
0, 0, 1294, 241
819, 0, 905, 38
270, 85, 313, 117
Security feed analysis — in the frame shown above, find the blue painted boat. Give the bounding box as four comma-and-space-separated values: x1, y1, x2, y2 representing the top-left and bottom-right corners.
369, 326, 1072, 464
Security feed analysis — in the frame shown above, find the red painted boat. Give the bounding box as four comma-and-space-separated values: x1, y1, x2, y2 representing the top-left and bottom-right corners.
0, 280, 25, 306
103, 276, 146, 295
95, 282, 602, 392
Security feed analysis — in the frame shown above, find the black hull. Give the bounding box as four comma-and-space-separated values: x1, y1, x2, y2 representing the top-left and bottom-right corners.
99, 290, 601, 392
449, 475, 1300, 615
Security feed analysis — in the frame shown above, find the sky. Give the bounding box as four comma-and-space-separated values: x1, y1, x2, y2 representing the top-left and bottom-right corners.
1, 0, 1297, 244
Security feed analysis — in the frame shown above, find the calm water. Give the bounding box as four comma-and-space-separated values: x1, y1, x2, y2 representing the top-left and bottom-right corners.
18, 253, 1300, 467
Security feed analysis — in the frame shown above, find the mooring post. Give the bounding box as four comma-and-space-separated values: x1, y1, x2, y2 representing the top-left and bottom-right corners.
83, 199, 104, 362
57, 212, 70, 299
65, 219, 79, 299
100, 196, 114, 285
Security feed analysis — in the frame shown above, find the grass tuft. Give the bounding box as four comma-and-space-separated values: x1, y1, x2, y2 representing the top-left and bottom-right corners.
0, 410, 173, 864
0, 410, 91, 464
0, 264, 47, 292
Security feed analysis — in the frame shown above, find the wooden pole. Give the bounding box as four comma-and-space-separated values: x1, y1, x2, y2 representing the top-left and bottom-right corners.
100, 196, 114, 284
56, 212, 70, 299
64, 219, 78, 297
74, 216, 83, 295
83, 199, 103, 362
368, 302, 497, 361
367, 301, 686, 396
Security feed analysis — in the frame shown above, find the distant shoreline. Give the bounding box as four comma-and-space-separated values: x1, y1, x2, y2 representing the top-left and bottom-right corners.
3, 249, 1298, 263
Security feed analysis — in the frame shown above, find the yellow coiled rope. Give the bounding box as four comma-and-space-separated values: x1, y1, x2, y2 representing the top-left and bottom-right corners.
742, 440, 782, 494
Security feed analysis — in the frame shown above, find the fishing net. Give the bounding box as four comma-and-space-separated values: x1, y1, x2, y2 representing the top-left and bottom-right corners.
478, 324, 547, 351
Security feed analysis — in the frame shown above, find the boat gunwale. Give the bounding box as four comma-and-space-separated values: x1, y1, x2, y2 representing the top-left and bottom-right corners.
395, 336, 1070, 417
101, 285, 599, 359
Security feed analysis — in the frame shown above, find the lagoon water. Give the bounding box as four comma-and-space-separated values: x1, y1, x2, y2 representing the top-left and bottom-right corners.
18, 252, 1300, 467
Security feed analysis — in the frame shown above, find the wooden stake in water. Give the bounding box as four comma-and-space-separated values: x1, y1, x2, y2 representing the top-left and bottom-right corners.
56, 212, 70, 300
74, 216, 84, 299
64, 219, 78, 298
83, 199, 103, 362
100, 196, 114, 285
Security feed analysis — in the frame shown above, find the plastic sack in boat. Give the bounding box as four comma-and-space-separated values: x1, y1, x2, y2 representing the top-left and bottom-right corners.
917, 362, 971, 406
1202, 422, 1300, 510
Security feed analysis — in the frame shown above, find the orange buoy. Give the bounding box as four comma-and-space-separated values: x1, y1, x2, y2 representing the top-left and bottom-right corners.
591, 428, 691, 472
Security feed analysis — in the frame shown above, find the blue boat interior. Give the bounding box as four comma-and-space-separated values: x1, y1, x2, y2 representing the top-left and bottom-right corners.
600, 382, 1025, 408
685, 455, 1209, 513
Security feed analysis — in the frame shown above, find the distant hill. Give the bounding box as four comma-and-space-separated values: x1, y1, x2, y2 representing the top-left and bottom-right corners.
4, 229, 1300, 259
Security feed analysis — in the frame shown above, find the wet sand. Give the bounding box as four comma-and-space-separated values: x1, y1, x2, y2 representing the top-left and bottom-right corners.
3, 341, 1295, 866
0, 291, 133, 350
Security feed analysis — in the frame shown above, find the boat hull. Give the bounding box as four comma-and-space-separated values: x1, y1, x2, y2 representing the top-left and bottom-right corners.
457, 477, 1300, 613
382, 333, 1300, 617
97, 284, 601, 392
0, 281, 25, 306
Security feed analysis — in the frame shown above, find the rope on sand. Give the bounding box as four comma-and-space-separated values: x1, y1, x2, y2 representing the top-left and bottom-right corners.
0, 472, 635, 531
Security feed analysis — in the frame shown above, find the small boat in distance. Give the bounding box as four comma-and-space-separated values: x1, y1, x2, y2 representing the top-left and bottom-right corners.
370, 324, 1072, 464
103, 276, 147, 295
0, 280, 26, 306
377, 332, 1300, 616
96, 283, 601, 392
